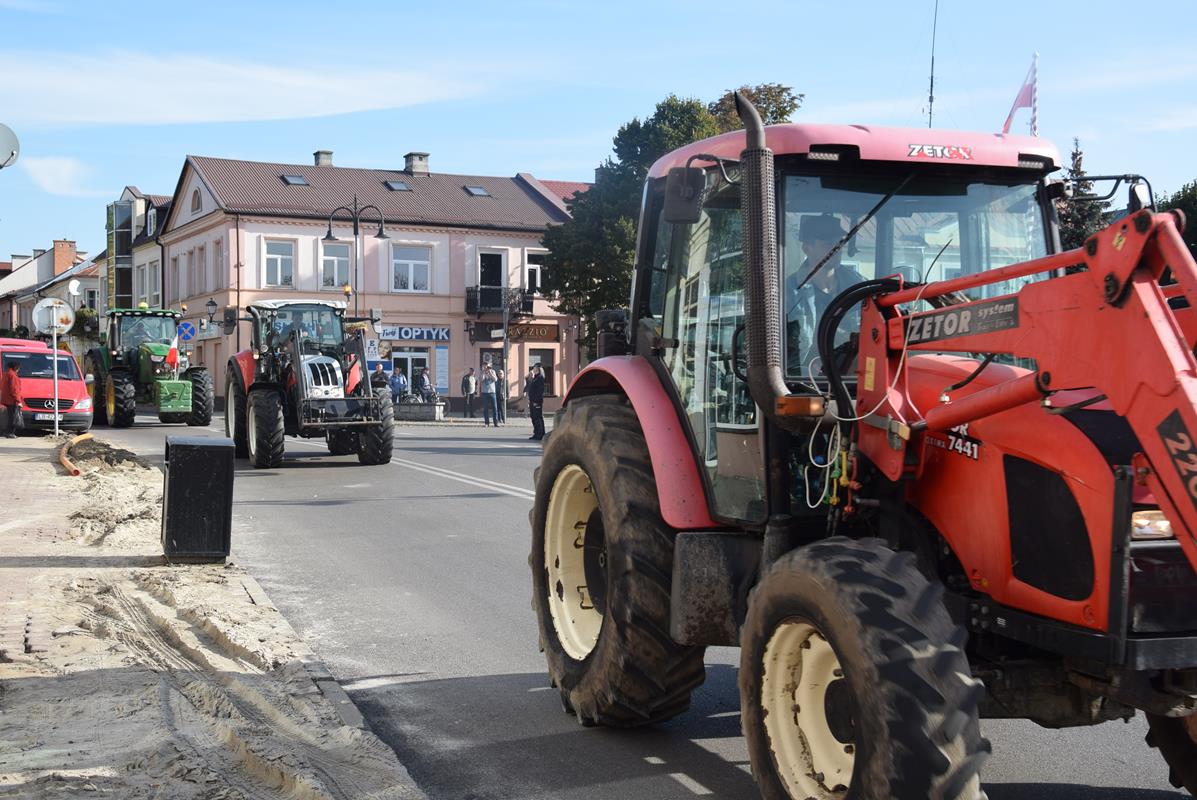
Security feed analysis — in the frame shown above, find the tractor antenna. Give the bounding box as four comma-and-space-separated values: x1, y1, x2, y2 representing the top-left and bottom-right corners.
927, 0, 939, 128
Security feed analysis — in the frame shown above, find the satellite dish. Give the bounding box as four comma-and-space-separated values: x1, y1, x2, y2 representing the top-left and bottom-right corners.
0, 124, 18, 170
32, 297, 75, 335
68, 279, 81, 297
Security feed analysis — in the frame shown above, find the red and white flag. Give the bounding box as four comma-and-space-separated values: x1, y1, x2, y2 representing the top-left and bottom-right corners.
166, 332, 179, 367
1002, 53, 1038, 136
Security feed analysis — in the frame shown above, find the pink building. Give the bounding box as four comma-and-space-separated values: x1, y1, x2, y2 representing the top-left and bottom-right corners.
157, 150, 586, 411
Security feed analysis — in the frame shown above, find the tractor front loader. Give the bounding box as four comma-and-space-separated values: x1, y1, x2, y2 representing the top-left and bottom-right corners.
530, 93, 1197, 799
84, 307, 213, 428
223, 299, 393, 469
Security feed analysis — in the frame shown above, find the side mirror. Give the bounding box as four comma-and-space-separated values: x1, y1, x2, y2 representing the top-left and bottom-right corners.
1129, 182, 1154, 212
663, 167, 705, 224
221, 307, 238, 336
85, 373, 94, 384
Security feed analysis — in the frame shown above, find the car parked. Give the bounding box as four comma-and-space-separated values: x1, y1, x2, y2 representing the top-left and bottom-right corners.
0, 340, 93, 432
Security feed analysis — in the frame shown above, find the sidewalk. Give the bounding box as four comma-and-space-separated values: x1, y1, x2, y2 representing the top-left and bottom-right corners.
0, 435, 425, 799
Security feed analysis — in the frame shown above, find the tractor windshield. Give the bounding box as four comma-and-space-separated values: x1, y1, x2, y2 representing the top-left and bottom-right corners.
782, 174, 1048, 378
262, 305, 343, 348
117, 315, 177, 349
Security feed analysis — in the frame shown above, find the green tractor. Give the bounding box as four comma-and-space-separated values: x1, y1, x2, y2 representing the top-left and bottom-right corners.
84, 307, 214, 428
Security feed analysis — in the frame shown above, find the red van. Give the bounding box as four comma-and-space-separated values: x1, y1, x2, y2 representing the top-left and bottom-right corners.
0, 340, 93, 432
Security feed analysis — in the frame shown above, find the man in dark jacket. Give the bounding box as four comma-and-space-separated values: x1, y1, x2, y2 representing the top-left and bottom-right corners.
461, 368, 477, 417
525, 363, 545, 440
2, 361, 23, 438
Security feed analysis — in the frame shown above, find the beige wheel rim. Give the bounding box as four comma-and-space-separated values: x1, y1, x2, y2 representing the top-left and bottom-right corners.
225, 376, 237, 441
246, 395, 258, 460
105, 378, 115, 420
544, 464, 603, 660
762, 619, 855, 798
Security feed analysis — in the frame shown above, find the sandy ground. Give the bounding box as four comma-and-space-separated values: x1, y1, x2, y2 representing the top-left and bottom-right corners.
0, 437, 424, 799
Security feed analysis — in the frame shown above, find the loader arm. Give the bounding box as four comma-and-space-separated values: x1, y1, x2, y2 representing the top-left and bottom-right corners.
855, 209, 1197, 573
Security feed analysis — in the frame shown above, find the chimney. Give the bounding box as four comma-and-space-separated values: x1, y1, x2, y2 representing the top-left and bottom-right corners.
314, 149, 333, 167
33, 248, 46, 257
53, 240, 77, 276
404, 152, 430, 175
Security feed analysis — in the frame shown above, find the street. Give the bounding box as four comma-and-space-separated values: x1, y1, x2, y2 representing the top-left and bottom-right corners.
99, 415, 1184, 800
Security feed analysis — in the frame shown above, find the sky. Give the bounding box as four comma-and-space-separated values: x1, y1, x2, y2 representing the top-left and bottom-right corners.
1, 0, 1195, 260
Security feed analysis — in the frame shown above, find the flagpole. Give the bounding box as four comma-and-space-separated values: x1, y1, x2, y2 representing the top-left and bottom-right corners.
1030, 52, 1039, 136
927, 0, 939, 128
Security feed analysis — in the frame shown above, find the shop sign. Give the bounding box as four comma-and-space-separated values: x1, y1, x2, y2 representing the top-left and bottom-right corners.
381, 325, 451, 342
474, 322, 559, 342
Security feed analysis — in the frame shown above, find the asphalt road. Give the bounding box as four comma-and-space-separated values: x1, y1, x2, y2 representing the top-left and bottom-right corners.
95, 414, 1186, 800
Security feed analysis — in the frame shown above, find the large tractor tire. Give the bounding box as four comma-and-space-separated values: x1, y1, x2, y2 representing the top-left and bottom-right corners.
246, 389, 285, 469
327, 430, 359, 456
739, 537, 989, 800
358, 389, 395, 465
158, 412, 188, 424
530, 395, 706, 727
84, 357, 107, 427
1146, 713, 1197, 793
225, 369, 248, 457
187, 369, 214, 426
105, 372, 137, 428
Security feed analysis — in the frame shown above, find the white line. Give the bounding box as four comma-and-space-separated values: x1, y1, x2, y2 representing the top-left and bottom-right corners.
668, 773, 713, 795
389, 457, 536, 500
644, 756, 665, 765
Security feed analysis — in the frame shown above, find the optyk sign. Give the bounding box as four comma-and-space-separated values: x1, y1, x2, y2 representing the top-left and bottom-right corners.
380, 325, 451, 342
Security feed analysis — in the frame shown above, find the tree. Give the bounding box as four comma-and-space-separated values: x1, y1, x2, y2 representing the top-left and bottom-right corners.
1159, 180, 1197, 257
1056, 138, 1110, 251
708, 83, 803, 133
542, 85, 802, 349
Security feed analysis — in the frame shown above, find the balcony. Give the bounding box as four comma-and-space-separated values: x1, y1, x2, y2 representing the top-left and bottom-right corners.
466, 287, 534, 316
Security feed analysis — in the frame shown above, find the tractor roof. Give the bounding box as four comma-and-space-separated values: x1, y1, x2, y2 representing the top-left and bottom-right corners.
647, 123, 1061, 179
247, 299, 347, 311
107, 308, 181, 319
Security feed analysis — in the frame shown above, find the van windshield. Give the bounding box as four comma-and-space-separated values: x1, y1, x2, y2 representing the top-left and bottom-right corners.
2, 351, 81, 380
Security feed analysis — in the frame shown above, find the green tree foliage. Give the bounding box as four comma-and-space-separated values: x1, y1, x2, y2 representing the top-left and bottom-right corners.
1056, 138, 1110, 251
708, 83, 804, 133
1159, 181, 1197, 256
542, 85, 801, 348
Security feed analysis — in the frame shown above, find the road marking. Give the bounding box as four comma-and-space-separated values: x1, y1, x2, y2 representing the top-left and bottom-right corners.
527, 686, 550, 693
389, 457, 536, 500
644, 756, 665, 765
668, 773, 713, 795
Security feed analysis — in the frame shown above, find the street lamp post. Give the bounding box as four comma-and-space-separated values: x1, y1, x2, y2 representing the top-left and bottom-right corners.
323, 195, 388, 319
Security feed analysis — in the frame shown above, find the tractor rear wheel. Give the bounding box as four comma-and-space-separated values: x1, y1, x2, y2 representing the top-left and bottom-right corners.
358, 389, 394, 465
106, 372, 136, 428
85, 357, 106, 426
1146, 713, 1197, 793
225, 369, 248, 457
327, 430, 359, 455
246, 389, 285, 469
739, 537, 989, 800
187, 369, 214, 426
158, 412, 188, 424
530, 395, 705, 727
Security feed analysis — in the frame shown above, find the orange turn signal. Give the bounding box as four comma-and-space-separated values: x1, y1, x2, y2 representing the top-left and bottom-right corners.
776, 395, 826, 417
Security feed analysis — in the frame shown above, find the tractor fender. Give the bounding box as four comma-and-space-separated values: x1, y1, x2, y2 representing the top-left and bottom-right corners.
564, 355, 718, 530
228, 351, 255, 393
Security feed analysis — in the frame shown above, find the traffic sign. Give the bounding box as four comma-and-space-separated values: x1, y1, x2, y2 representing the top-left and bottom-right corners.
178, 321, 197, 341
32, 297, 74, 335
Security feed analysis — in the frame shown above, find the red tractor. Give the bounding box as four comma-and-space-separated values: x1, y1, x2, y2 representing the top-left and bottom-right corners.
530, 94, 1197, 798
223, 299, 393, 468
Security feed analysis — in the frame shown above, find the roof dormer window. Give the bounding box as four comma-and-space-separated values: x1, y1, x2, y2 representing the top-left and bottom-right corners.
464, 185, 490, 197
190, 189, 202, 214
384, 180, 411, 191
146, 207, 157, 236
281, 174, 309, 186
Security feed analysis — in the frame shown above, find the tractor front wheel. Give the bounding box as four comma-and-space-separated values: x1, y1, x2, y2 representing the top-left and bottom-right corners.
358, 389, 394, 465
740, 537, 989, 800
1147, 713, 1197, 793
327, 429, 359, 456
187, 369, 214, 426
530, 395, 705, 727
225, 370, 248, 457
246, 389, 285, 469
106, 372, 136, 428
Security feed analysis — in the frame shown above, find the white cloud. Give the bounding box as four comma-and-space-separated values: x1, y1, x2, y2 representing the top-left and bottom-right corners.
21, 156, 108, 197
0, 50, 480, 126
1134, 106, 1197, 132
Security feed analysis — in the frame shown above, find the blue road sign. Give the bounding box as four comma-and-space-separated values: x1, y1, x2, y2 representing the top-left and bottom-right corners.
178, 321, 197, 341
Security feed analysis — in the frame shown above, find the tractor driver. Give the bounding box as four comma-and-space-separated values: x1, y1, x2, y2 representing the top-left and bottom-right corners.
785, 213, 864, 377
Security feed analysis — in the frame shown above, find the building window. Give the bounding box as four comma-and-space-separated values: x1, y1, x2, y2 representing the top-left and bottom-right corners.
530, 348, 555, 396
196, 245, 207, 294
384, 180, 410, 191
281, 174, 308, 186
169, 257, 179, 303
136, 265, 147, 305
146, 207, 157, 237
478, 250, 504, 288
181, 250, 192, 299
85, 289, 98, 310
464, 185, 490, 197
213, 240, 224, 290
391, 245, 431, 293
322, 242, 351, 289
264, 240, 294, 287
190, 189, 201, 214
149, 260, 160, 307
526, 252, 546, 294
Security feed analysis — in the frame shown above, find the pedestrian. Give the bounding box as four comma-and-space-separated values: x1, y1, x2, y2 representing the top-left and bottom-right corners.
495, 368, 507, 425
389, 369, 407, 403
1, 360, 22, 439
525, 362, 545, 440
417, 368, 435, 402
461, 367, 477, 418
370, 363, 388, 389
479, 364, 498, 426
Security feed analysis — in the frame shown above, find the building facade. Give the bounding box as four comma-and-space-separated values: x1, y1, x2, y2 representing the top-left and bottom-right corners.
101, 187, 169, 312
157, 150, 585, 410
0, 241, 86, 331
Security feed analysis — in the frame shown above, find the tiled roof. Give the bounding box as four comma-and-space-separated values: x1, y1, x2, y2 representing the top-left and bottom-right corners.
539, 180, 590, 203
183, 156, 571, 233
133, 199, 172, 248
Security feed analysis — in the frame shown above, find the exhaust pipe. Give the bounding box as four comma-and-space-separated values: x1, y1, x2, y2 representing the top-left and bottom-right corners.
735, 92, 807, 428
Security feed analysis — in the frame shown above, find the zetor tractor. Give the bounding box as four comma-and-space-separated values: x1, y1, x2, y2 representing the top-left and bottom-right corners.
84, 307, 213, 428
531, 92, 1197, 798
223, 299, 393, 469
